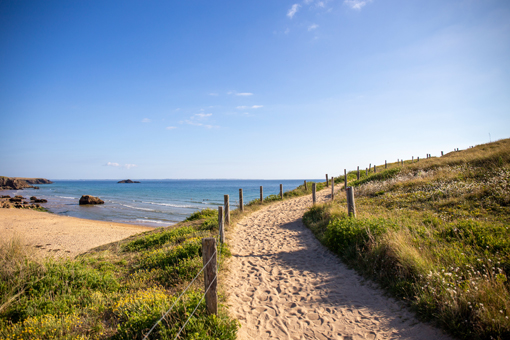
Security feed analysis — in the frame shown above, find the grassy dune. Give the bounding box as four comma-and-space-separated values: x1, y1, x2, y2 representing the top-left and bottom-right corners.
0, 180, 324, 339
304, 138, 510, 339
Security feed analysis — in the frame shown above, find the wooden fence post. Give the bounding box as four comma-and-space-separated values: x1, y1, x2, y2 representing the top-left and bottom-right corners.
357, 166, 360, 180
331, 177, 335, 200
239, 189, 244, 212
280, 184, 283, 199
224, 195, 230, 227
202, 238, 218, 315
374, 165, 377, 173
401, 160, 403, 166
218, 206, 224, 244
441, 151, 443, 156
344, 169, 347, 189
304, 180, 308, 191
312, 183, 316, 205
260, 186, 263, 203
385, 160, 387, 169
366, 168, 368, 176
417, 156, 420, 162
346, 187, 356, 217
412, 156, 414, 162
369, 163, 371, 171
326, 174, 329, 187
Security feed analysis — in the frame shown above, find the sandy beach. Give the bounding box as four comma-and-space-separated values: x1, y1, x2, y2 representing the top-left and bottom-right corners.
226, 185, 451, 340
0, 208, 152, 257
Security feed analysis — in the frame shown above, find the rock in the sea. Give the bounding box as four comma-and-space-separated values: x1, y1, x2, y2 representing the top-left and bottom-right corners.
34, 199, 47, 203
79, 195, 104, 205
24, 178, 53, 184
117, 179, 140, 183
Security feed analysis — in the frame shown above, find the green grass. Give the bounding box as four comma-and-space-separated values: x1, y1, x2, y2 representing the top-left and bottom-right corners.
0, 219, 238, 339
303, 138, 510, 340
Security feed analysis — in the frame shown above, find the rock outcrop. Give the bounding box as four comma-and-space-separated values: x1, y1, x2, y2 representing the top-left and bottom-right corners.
0, 177, 53, 190
79, 195, 104, 205
117, 179, 140, 183
24, 178, 53, 184
0, 194, 45, 210
30, 196, 48, 203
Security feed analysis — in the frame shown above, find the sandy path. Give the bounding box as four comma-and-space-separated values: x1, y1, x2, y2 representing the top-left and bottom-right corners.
226, 186, 450, 340
0, 209, 152, 258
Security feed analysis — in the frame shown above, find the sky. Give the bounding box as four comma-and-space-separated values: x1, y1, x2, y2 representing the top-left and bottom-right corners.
0, 0, 509, 179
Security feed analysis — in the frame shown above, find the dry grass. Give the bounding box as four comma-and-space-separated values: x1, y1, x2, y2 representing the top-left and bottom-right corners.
303, 138, 510, 340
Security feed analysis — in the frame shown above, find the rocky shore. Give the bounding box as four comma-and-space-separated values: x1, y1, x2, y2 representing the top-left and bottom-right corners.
0, 195, 47, 210
0, 176, 53, 190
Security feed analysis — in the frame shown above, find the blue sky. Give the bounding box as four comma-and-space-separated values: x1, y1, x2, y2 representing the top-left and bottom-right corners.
1, 0, 509, 179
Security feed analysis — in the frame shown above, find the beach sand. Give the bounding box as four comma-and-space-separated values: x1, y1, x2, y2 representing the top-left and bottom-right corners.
226, 185, 451, 340
0, 209, 152, 258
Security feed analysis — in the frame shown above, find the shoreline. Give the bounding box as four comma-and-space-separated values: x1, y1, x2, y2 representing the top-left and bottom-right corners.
0, 179, 319, 227
0, 208, 153, 258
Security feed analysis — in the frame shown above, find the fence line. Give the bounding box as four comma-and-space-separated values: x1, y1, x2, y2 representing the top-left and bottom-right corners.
142, 247, 218, 340
173, 274, 218, 340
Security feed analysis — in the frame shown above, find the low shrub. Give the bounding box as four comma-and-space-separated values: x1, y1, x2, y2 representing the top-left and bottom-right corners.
264, 194, 282, 203
185, 208, 217, 222
124, 226, 196, 252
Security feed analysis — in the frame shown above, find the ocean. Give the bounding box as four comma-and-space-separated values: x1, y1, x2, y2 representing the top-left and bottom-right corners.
3, 179, 321, 227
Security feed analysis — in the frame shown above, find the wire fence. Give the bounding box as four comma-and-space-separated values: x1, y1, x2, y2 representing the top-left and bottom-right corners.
142, 234, 223, 340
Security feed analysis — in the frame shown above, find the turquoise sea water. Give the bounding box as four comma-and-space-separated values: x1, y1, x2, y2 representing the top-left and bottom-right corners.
4, 179, 321, 227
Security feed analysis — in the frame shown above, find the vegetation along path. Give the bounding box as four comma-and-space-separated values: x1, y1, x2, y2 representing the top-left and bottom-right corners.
226, 185, 451, 340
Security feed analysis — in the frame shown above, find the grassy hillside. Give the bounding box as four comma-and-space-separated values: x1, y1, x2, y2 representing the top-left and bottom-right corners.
0, 180, 325, 339
303, 138, 510, 339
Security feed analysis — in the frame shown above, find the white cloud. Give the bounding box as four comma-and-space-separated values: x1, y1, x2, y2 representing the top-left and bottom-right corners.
287, 4, 300, 18
184, 120, 218, 129
209, 93, 218, 96
344, 0, 372, 10
141, 118, 151, 123
303, 0, 313, 4
284, 28, 290, 34
308, 24, 319, 31
194, 113, 212, 118
105, 162, 137, 169
166, 126, 176, 130
228, 91, 253, 96
236, 105, 263, 109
